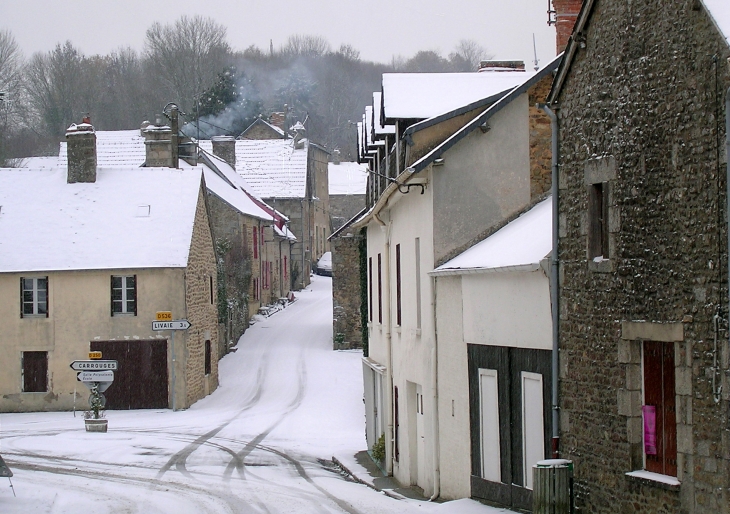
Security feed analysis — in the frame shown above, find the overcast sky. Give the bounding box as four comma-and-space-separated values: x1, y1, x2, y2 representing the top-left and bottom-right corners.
1, 0, 557, 67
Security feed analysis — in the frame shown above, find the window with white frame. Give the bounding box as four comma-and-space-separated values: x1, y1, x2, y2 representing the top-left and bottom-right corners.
21, 277, 48, 317
111, 275, 137, 315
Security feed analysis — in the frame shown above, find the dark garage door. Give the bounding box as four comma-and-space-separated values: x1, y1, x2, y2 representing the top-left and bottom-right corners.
90, 340, 168, 409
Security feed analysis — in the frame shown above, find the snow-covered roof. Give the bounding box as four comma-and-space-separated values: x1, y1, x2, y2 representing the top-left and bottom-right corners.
58, 131, 273, 221
59, 130, 145, 168
18, 156, 59, 168
329, 162, 368, 195
372, 93, 395, 136
363, 106, 384, 148
432, 197, 552, 276
239, 117, 286, 139
199, 138, 309, 199
381, 71, 535, 121
0, 167, 203, 273
703, 0, 730, 46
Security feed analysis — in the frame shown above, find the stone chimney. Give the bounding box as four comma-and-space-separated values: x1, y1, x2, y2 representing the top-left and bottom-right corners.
553, 0, 583, 54
478, 60, 526, 72
212, 136, 236, 167
142, 119, 174, 167
269, 112, 286, 130
65, 119, 97, 183
332, 149, 341, 165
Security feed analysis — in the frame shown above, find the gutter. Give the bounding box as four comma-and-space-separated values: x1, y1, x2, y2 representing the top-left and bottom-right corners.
540, 103, 561, 458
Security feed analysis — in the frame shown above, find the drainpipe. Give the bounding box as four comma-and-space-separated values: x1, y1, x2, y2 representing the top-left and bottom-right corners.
541, 103, 561, 458
374, 212, 394, 475
430, 275, 441, 501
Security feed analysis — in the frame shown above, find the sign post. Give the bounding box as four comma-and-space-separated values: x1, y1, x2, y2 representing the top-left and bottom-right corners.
152, 318, 191, 411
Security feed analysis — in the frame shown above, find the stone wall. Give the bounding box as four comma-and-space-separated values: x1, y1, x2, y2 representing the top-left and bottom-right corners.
528, 74, 554, 200
332, 234, 363, 349
554, 1, 730, 512
184, 187, 219, 407
330, 194, 366, 232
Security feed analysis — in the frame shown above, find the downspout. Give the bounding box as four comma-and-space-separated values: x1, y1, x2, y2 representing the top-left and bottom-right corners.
374, 212, 394, 475
430, 275, 441, 501
541, 103, 561, 458
726, 88, 730, 375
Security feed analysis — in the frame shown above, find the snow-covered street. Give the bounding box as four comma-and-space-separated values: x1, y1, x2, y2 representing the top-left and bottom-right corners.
0, 276, 507, 514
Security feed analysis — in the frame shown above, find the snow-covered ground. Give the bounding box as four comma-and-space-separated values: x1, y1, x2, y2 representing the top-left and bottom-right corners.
0, 277, 514, 514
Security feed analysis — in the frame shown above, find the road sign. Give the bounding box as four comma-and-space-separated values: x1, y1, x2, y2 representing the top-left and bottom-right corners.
156, 311, 172, 321
152, 319, 191, 331
77, 371, 114, 383
70, 360, 118, 371
89, 351, 102, 359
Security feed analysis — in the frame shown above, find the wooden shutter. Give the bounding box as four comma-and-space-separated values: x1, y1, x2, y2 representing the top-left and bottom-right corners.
110, 276, 114, 316
643, 341, 677, 476
394, 385, 400, 461
396, 244, 401, 326
22, 351, 48, 392
133, 274, 138, 316
377, 254, 382, 324
19, 277, 23, 318
369, 257, 373, 322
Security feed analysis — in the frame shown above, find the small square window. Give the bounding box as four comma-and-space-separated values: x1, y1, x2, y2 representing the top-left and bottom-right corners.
112, 275, 137, 315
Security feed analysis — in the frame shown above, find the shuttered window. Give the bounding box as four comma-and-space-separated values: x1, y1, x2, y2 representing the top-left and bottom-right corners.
253, 226, 259, 259
396, 244, 402, 326
588, 182, 609, 259
204, 340, 212, 375
377, 254, 382, 324
22, 351, 48, 392
369, 257, 373, 322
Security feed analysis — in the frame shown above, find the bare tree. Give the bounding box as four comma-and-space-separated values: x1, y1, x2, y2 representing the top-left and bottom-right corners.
0, 30, 24, 163
449, 39, 490, 72
144, 15, 231, 114
281, 35, 331, 58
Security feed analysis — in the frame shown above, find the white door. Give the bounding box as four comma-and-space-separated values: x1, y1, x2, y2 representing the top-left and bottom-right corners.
479, 369, 501, 482
521, 372, 545, 490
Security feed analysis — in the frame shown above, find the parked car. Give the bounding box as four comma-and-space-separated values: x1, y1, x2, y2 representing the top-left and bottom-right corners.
315, 252, 332, 276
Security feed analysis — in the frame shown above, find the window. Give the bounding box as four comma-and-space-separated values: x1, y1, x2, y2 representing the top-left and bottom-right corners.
253, 278, 259, 300
368, 257, 373, 322
111, 275, 136, 315
253, 226, 259, 259
209, 276, 214, 304
588, 182, 609, 259
21, 277, 48, 317
22, 351, 48, 392
204, 340, 211, 375
377, 253, 383, 324
396, 244, 402, 326
394, 386, 400, 462
284, 256, 288, 279
643, 341, 677, 476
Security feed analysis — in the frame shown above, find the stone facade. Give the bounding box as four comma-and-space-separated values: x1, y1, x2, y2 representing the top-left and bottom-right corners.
240, 118, 285, 140
552, 1, 730, 512
65, 126, 97, 183
332, 234, 363, 349
183, 187, 219, 406
330, 194, 366, 232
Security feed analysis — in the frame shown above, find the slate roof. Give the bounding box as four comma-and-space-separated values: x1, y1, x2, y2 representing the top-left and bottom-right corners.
0, 166, 203, 273
328, 162, 368, 195
381, 71, 536, 122
198, 138, 309, 199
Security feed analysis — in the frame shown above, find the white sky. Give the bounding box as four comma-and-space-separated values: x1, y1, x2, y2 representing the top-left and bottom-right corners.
0, 0, 557, 66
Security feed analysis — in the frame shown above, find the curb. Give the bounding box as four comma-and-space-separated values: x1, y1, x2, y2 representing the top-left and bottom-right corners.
331, 456, 407, 501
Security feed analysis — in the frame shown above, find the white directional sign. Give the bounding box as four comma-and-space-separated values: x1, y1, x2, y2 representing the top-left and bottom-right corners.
152, 319, 191, 331
70, 360, 118, 371
77, 371, 114, 383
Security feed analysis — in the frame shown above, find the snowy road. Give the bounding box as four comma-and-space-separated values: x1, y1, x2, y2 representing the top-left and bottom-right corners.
0, 276, 485, 514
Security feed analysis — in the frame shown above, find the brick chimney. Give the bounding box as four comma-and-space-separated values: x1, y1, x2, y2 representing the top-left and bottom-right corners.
65, 119, 97, 183
212, 136, 236, 167
269, 112, 285, 130
478, 60, 526, 72
142, 119, 174, 167
553, 0, 583, 54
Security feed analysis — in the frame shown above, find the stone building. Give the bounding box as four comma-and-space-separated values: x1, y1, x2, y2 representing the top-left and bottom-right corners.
547, 0, 730, 512
0, 121, 219, 412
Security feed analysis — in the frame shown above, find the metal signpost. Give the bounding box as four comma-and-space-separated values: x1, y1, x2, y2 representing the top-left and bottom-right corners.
70, 356, 117, 413
152, 315, 191, 411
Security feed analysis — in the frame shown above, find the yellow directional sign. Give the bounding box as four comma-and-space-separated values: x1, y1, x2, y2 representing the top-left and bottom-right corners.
89, 351, 102, 360
156, 311, 172, 321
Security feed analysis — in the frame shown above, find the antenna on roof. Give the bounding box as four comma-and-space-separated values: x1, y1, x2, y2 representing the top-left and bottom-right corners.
532, 33, 540, 71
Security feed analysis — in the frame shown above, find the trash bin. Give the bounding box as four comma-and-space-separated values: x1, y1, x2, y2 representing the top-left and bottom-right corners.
533, 458, 573, 514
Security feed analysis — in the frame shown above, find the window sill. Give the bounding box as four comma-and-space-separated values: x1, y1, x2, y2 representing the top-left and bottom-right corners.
112, 313, 135, 317
588, 258, 614, 273
625, 470, 680, 491
21, 314, 48, 319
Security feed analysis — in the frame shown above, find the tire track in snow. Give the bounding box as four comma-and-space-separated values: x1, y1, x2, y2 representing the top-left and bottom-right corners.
156, 353, 269, 480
